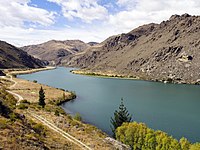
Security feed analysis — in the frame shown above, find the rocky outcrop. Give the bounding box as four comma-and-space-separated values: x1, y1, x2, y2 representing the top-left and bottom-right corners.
65, 14, 200, 84
105, 137, 131, 150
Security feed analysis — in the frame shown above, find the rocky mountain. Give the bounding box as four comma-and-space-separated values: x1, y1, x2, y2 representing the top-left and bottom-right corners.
87, 42, 99, 46
0, 41, 45, 69
21, 40, 92, 65
65, 14, 200, 84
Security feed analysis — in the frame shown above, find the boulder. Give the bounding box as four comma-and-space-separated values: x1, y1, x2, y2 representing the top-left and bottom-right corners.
0, 70, 5, 76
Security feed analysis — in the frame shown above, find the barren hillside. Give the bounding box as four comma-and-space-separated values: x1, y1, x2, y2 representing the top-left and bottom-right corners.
21, 40, 91, 65
0, 41, 45, 69
65, 14, 200, 84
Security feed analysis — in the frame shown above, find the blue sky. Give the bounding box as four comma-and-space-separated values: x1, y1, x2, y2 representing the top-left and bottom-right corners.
0, 0, 200, 46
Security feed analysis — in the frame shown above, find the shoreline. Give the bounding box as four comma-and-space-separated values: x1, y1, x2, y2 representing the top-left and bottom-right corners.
71, 69, 200, 85
8, 66, 77, 107
71, 70, 139, 80
4, 67, 200, 147
1, 66, 77, 115
12, 67, 108, 131
5, 66, 56, 76
1, 67, 125, 149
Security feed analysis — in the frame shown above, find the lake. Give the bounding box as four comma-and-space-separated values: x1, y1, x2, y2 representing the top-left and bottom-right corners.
18, 67, 200, 142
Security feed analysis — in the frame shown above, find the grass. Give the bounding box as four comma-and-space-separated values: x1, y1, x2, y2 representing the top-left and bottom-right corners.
73, 113, 82, 121
17, 103, 29, 109
0, 69, 118, 149
32, 122, 46, 136
9, 77, 74, 104
72, 69, 139, 80
5, 66, 56, 76
0, 118, 8, 129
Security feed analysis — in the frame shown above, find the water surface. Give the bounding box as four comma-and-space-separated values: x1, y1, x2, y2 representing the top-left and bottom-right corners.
18, 67, 200, 142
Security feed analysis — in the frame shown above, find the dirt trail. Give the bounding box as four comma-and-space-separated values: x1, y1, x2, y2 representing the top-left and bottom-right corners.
1, 72, 93, 150
0, 75, 24, 104
28, 111, 92, 150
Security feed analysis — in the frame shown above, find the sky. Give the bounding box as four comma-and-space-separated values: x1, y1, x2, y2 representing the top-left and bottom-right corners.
0, 0, 200, 46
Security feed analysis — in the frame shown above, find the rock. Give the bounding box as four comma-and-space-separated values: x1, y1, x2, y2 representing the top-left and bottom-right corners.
195, 79, 200, 85
164, 81, 168, 84
196, 79, 200, 82
105, 137, 131, 150
0, 70, 5, 76
182, 13, 191, 18
169, 14, 180, 20
178, 55, 193, 62
185, 64, 191, 68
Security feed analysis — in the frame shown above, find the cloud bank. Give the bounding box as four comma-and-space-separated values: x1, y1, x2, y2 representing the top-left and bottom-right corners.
0, 0, 200, 46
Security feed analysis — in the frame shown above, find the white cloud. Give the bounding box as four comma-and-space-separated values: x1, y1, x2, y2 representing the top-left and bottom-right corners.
117, 0, 137, 9
109, 0, 200, 33
1, 0, 200, 46
0, 0, 56, 27
47, 0, 108, 23
0, 26, 116, 47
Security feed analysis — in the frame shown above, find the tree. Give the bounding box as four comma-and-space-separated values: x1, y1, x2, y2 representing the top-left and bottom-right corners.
190, 143, 200, 150
110, 98, 132, 138
116, 122, 182, 150
38, 86, 45, 108
74, 113, 82, 121
180, 137, 190, 150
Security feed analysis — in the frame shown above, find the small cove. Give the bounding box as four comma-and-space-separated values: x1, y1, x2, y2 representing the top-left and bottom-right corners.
18, 67, 200, 142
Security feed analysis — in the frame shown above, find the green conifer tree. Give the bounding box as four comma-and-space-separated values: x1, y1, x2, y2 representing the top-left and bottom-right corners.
38, 86, 45, 108
110, 98, 132, 138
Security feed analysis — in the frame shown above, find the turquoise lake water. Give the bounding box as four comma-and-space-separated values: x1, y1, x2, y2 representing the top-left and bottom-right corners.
18, 67, 200, 142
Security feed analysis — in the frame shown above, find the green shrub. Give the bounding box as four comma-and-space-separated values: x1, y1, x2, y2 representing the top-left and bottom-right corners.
29, 103, 42, 110
17, 103, 28, 109
9, 113, 18, 122
28, 119, 36, 126
69, 91, 76, 99
0, 118, 8, 129
54, 110, 60, 116
57, 107, 66, 115
85, 126, 96, 134
20, 99, 30, 104
33, 80, 37, 83
5, 94, 17, 108
190, 143, 200, 150
67, 115, 72, 120
33, 123, 46, 136
116, 122, 178, 150
73, 113, 82, 121
180, 137, 190, 150
70, 120, 79, 126
115, 122, 200, 150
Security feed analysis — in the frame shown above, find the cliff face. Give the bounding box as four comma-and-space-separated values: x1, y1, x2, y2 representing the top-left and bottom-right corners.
64, 14, 200, 84
0, 41, 46, 69
21, 40, 91, 65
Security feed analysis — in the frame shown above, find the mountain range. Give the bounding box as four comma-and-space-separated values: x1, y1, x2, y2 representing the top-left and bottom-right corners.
1, 13, 200, 84
21, 40, 97, 65
0, 41, 46, 69
65, 13, 200, 84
